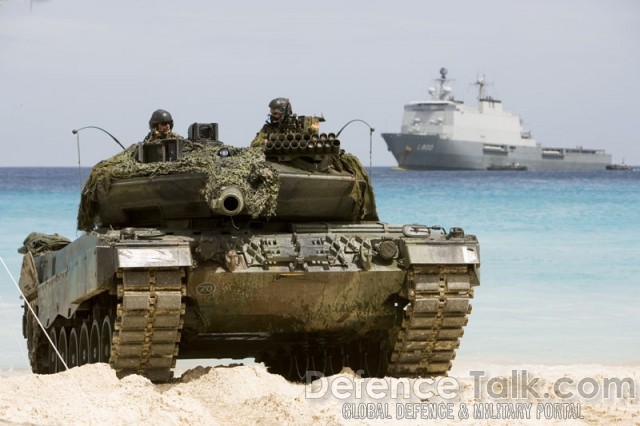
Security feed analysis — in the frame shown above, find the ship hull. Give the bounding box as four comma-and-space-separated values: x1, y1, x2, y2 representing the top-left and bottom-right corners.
381, 133, 611, 171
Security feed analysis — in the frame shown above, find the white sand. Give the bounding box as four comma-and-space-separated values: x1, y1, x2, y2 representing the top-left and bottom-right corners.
0, 362, 638, 425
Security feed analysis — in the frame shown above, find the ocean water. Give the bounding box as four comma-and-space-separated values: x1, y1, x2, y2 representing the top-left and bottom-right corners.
1, 167, 639, 370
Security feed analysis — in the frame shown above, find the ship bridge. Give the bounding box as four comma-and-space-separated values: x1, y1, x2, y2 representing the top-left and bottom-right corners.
400, 71, 537, 147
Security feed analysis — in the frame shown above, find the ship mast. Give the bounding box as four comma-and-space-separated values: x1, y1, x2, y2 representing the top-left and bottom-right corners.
475, 76, 486, 100
428, 67, 454, 101
473, 74, 493, 101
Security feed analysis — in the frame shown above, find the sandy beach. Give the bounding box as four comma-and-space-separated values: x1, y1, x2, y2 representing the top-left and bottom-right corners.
1, 361, 637, 425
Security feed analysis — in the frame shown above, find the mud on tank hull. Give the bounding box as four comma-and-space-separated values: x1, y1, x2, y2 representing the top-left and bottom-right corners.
19, 137, 480, 382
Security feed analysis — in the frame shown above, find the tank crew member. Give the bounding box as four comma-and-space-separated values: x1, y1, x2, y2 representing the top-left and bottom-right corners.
144, 109, 183, 143
251, 98, 305, 147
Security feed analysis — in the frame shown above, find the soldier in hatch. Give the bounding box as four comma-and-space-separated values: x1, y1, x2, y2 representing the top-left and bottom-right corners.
144, 109, 183, 143
251, 98, 308, 147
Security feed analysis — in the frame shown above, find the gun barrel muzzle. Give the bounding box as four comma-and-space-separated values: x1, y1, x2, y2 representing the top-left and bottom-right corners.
210, 186, 245, 216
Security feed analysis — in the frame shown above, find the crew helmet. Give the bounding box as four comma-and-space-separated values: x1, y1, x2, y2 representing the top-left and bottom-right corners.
148, 109, 174, 130
268, 98, 292, 116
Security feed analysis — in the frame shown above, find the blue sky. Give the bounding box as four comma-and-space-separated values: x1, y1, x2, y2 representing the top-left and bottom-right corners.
1, 0, 639, 167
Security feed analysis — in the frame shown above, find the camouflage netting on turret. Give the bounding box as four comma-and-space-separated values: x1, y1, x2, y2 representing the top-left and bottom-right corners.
331, 153, 379, 221
77, 139, 379, 230
77, 141, 280, 231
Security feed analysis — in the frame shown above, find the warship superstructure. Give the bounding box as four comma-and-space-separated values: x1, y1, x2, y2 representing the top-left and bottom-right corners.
381, 68, 611, 171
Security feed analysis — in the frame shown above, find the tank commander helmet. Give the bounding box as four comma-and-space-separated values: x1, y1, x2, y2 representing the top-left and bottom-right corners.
148, 109, 174, 130
268, 98, 292, 123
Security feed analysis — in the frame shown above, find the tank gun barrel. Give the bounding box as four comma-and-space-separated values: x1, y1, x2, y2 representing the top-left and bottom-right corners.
210, 186, 245, 216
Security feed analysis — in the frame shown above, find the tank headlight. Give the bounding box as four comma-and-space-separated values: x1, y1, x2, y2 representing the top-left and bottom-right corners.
218, 148, 230, 158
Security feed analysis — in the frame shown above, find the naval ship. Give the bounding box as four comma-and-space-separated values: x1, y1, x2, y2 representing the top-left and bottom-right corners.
381, 68, 611, 171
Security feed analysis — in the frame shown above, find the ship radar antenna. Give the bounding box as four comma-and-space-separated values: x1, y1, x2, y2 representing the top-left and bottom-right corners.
434, 67, 454, 101
473, 74, 493, 101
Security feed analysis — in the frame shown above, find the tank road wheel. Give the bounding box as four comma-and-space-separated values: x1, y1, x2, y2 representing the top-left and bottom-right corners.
57, 327, 68, 373
89, 319, 101, 363
47, 327, 58, 374
68, 328, 79, 368
100, 315, 113, 364
78, 323, 90, 366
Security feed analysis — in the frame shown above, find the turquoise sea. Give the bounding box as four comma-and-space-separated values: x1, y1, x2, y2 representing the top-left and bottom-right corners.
1, 167, 639, 370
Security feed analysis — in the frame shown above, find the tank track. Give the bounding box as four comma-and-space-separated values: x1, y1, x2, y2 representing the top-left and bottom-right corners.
386, 266, 473, 377
111, 267, 187, 382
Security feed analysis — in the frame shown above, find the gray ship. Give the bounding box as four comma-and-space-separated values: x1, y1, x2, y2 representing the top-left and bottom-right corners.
381, 68, 612, 171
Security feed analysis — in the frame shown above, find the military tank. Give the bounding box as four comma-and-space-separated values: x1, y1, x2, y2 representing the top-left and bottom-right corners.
18, 120, 480, 382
